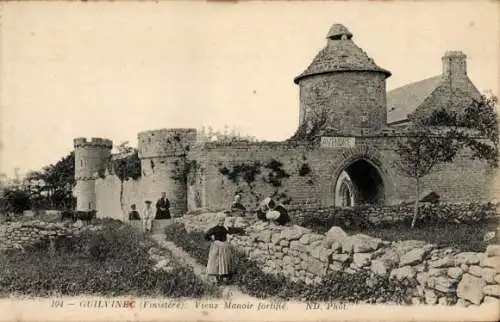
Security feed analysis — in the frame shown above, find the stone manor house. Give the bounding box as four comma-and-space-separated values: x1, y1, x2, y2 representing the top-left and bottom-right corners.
73, 24, 497, 219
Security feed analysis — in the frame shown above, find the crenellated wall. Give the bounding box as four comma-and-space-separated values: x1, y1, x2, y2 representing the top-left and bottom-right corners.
73, 137, 113, 211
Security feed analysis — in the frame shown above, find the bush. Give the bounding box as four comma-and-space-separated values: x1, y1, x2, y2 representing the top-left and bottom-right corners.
0, 189, 31, 214
0, 220, 218, 298
164, 222, 417, 303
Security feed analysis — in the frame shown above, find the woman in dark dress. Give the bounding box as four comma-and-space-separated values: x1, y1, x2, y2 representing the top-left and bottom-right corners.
204, 216, 234, 284
230, 194, 246, 214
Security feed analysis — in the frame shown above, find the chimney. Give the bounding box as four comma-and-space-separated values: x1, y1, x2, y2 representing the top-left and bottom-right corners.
442, 51, 467, 81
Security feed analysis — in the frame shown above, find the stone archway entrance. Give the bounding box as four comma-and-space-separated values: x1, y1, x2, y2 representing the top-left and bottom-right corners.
334, 159, 385, 207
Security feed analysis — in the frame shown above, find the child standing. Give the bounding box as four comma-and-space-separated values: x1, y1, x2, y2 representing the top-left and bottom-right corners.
142, 200, 154, 233
128, 204, 141, 220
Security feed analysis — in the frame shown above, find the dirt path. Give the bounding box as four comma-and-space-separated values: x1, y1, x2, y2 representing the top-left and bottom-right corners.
150, 233, 253, 299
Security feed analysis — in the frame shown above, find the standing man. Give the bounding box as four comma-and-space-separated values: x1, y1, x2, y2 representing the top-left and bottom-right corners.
155, 192, 171, 219
142, 200, 154, 233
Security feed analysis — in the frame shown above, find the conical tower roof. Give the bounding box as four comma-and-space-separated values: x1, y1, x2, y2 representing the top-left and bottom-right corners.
294, 24, 391, 84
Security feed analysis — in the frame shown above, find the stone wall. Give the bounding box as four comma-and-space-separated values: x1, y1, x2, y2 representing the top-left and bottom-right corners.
187, 139, 497, 212
95, 175, 143, 220
0, 220, 103, 251
177, 212, 500, 306
292, 203, 500, 228
91, 137, 497, 219
298, 72, 387, 136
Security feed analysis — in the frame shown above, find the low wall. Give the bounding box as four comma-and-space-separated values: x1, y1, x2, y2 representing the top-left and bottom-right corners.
178, 213, 500, 306
293, 203, 499, 229
0, 220, 103, 251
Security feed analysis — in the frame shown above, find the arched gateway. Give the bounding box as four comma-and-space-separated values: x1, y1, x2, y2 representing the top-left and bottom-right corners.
332, 145, 393, 207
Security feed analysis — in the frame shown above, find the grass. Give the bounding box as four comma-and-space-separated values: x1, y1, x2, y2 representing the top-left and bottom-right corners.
295, 205, 499, 252
0, 218, 219, 298
347, 218, 499, 252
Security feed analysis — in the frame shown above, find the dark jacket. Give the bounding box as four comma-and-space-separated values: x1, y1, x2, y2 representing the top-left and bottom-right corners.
129, 210, 140, 220
204, 225, 231, 242
230, 202, 246, 212
155, 197, 171, 219
274, 205, 291, 225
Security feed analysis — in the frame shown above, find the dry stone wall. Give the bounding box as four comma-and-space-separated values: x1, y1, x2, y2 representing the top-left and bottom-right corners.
292, 203, 499, 228
178, 212, 500, 306
0, 220, 103, 251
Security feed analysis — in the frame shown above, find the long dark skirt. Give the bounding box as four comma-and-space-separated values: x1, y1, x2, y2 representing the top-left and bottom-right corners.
155, 210, 171, 219
206, 240, 233, 276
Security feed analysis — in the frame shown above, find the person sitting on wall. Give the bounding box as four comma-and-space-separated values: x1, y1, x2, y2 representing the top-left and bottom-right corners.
142, 200, 154, 233
155, 192, 171, 219
230, 194, 246, 213
128, 204, 140, 221
257, 197, 291, 226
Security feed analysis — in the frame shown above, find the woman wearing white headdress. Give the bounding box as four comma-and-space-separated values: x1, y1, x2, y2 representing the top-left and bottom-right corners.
257, 197, 291, 226
204, 214, 234, 284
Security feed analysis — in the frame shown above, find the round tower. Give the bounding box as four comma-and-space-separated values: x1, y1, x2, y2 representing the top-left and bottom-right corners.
73, 137, 113, 211
294, 23, 392, 136
138, 128, 197, 216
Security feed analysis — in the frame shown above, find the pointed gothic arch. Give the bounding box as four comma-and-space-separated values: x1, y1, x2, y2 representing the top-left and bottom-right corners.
332, 145, 394, 207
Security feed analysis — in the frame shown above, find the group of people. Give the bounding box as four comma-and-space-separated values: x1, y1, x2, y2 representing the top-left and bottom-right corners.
205, 194, 291, 285
128, 192, 171, 232
230, 194, 291, 226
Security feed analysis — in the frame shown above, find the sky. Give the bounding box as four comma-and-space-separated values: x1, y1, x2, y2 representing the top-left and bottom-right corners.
1, 0, 499, 177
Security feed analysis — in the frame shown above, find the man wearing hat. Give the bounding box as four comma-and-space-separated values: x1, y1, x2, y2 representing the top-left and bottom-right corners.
142, 200, 154, 233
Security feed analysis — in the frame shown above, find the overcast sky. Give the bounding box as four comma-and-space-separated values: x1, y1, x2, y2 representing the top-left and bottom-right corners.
1, 1, 499, 177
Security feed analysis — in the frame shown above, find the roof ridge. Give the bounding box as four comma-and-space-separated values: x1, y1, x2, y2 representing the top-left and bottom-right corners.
387, 75, 443, 93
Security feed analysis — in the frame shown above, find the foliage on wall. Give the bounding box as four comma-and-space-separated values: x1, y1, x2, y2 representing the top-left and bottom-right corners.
171, 160, 200, 185
112, 150, 142, 182
298, 163, 312, 176
110, 149, 141, 213
218, 158, 292, 206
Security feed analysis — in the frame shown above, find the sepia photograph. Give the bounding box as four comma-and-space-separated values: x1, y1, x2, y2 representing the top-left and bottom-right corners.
0, 0, 499, 321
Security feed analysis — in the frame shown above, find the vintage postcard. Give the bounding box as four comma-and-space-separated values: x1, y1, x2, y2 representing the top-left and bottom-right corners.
0, 0, 499, 321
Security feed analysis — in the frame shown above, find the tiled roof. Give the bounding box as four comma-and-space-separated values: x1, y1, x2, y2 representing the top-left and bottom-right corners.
294, 24, 391, 84
386, 75, 443, 124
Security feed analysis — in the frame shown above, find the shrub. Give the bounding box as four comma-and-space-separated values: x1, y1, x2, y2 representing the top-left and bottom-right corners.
0, 220, 218, 298
0, 189, 31, 214
164, 222, 417, 303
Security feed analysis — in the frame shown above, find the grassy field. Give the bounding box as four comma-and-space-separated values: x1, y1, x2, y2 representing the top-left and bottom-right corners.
0, 219, 219, 298
296, 208, 499, 252
346, 218, 499, 252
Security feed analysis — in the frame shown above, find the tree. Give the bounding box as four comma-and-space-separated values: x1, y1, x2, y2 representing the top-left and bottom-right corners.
395, 94, 499, 228
23, 151, 75, 210
112, 146, 141, 215
0, 188, 31, 214
394, 127, 462, 228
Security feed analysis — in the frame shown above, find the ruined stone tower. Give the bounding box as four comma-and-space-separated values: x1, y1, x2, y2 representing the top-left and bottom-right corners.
73, 138, 113, 211
138, 128, 197, 216
294, 23, 392, 136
